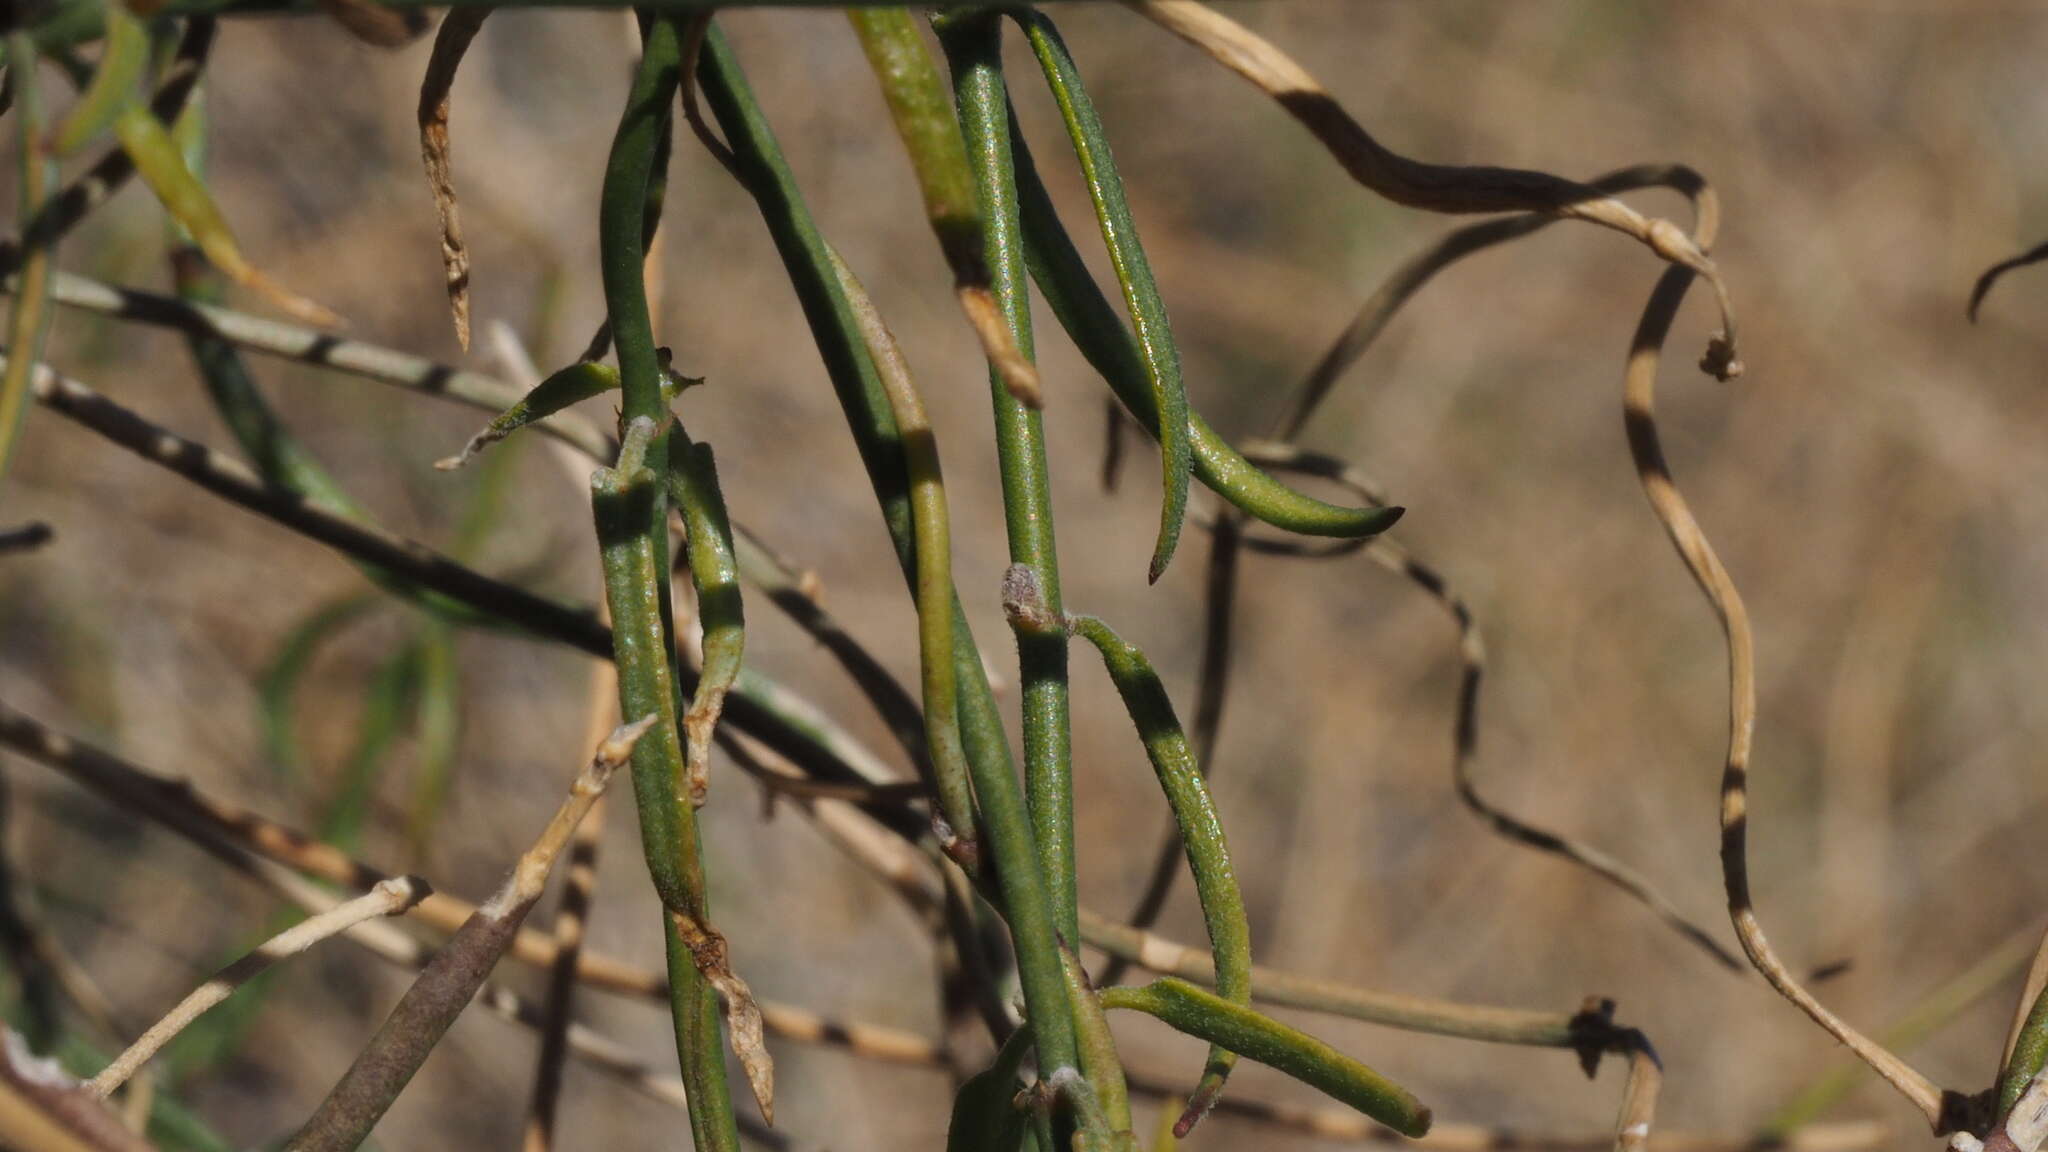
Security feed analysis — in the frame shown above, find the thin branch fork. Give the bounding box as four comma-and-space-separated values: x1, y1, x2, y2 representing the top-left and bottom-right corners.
0, 699, 948, 1070
282, 716, 654, 1152
85, 877, 430, 1098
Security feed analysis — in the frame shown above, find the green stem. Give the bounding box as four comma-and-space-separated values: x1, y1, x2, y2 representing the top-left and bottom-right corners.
934, 10, 1076, 948
46, 3, 147, 158
1101, 979, 1432, 1140
2005, 984, 2048, 1117
595, 19, 740, 1151
1060, 946, 1133, 1135
1014, 9, 1189, 583
1047, 593, 1251, 1136
0, 33, 55, 501
697, 20, 1082, 1088
666, 424, 743, 809
824, 246, 979, 865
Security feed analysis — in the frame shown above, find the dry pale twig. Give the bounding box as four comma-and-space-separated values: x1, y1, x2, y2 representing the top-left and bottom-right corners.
221, 849, 802, 1149
1123, 0, 1740, 383
522, 661, 618, 1152
1080, 908, 1620, 1050
1620, 229, 1952, 1128
1121, 1070, 1885, 1152
283, 716, 655, 1151
417, 8, 492, 350
1611, 1045, 1661, 1152
85, 877, 429, 1098
0, 700, 947, 1069
0, 1031, 154, 1152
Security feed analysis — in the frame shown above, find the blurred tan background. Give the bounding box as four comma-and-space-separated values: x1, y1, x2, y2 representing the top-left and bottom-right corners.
7, 1, 2048, 1147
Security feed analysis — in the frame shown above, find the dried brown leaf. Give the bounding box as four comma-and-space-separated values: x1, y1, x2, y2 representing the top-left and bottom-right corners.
418, 9, 491, 350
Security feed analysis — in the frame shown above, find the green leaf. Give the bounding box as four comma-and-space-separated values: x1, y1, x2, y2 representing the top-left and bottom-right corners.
947, 1062, 1032, 1152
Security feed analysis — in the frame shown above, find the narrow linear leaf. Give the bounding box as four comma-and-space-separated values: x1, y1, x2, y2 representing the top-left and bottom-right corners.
113, 102, 340, 327
258, 594, 378, 781
1016, 11, 1189, 583
0, 33, 57, 495
45, 4, 148, 158
1101, 979, 1431, 1139
1009, 127, 1402, 542
666, 433, 743, 808
826, 246, 978, 866
1008, 568, 1250, 1137
847, 7, 1042, 408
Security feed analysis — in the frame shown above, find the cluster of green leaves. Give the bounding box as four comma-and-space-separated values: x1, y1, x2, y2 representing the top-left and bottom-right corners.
0, 4, 1424, 1150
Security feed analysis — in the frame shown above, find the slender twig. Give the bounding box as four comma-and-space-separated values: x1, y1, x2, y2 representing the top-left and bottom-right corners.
1969, 240, 2048, 323
1269, 165, 1716, 442
20, 357, 616, 655
86, 877, 428, 1098
0, 699, 949, 1069
523, 663, 619, 1152
728, 526, 928, 773
1612, 1046, 1661, 1152
19, 269, 613, 459
1122, 0, 1741, 382
0, 1030, 155, 1152
1771, 922, 2044, 1135
1622, 240, 1950, 1128
282, 717, 653, 1151
19, 356, 913, 823
934, 11, 1077, 936
1080, 908, 1623, 1050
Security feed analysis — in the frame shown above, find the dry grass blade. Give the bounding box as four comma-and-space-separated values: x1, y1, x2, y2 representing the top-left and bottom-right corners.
1270, 164, 1716, 442
1622, 258, 1948, 1129
1123, 0, 1741, 383
85, 877, 429, 1098
1233, 439, 1742, 971
418, 8, 491, 350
